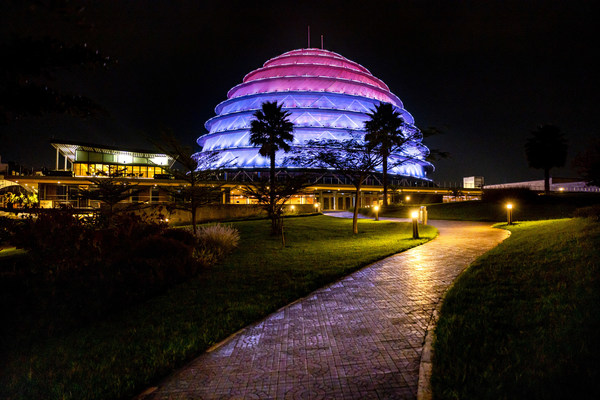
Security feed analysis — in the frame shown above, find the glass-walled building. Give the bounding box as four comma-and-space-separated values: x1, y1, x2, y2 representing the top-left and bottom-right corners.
51, 141, 173, 179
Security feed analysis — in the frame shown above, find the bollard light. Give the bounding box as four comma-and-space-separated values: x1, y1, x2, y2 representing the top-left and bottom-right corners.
506, 203, 513, 225
291, 205, 295, 211
405, 195, 411, 202
374, 205, 380, 221
411, 211, 419, 239
314, 202, 320, 212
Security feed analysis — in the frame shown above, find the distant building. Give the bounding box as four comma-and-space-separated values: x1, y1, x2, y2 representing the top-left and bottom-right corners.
463, 176, 484, 189
8, 141, 180, 209
484, 177, 599, 192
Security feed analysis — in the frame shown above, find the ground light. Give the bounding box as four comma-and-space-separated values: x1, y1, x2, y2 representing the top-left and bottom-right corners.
411, 211, 419, 239
314, 202, 319, 212
374, 205, 380, 221
506, 203, 513, 225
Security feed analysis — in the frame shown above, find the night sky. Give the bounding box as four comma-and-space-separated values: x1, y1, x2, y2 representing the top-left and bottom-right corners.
1, 0, 598, 185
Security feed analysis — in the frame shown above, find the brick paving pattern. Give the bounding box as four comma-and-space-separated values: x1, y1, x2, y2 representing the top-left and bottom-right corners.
143, 216, 508, 399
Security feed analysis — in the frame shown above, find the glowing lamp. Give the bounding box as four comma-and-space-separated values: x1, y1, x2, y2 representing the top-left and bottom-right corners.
506, 203, 513, 209
411, 210, 419, 239
506, 203, 513, 224
406, 196, 411, 201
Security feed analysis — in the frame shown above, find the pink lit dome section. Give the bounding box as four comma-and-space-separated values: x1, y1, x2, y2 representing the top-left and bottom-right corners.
196, 48, 433, 179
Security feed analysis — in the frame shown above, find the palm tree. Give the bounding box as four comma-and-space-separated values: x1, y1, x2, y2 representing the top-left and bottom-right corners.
249, 101, 295, 234
525, 124, 568, 193
249, 101, 295, 186
364, 102, 406, 206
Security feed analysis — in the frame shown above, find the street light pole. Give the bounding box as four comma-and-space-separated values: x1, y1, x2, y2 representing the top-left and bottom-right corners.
411, 211, 419, 239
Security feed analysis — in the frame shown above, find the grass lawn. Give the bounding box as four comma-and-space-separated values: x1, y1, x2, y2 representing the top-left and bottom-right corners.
375, 193, 600, 222
432, 218, 600, 399
0, 215, 436, 400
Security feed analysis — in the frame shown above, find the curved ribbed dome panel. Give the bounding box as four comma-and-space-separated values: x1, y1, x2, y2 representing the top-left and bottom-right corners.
197, 48, 432, 178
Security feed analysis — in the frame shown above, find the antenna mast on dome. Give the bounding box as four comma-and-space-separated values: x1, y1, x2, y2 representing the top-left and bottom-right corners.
321, 35, 324, 49
307, 25, 310, 48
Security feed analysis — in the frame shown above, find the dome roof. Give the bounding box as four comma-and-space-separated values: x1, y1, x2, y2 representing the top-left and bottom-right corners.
197, 48, 432, 178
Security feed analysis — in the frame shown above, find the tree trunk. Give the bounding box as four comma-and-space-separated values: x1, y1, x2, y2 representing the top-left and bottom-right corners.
352, 187, 360, 234
191, 178, 197, 234
544, 167, 550, 194
382, 156, 388, 207
269, 152, 280, 235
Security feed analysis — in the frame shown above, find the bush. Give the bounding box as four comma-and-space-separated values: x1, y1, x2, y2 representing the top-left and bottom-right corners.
574, 204, 600, 221
0, 216, 18, 247
0, 211, 230, 344
162, 227, 197, 247
195, 223, 240, 260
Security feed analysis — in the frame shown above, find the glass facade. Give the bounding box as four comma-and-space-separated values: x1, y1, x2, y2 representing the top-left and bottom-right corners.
73, 163, 166, 178
196, 48, 433, 179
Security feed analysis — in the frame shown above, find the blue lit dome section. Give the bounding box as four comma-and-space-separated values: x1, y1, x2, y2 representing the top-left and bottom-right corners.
197, 48, 433, 178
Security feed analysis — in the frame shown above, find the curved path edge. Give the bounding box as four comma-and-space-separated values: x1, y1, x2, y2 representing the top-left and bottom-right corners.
139, 213, 509, 400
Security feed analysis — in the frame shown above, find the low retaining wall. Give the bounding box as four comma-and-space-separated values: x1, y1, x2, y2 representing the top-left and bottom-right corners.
135, 203, 316, 225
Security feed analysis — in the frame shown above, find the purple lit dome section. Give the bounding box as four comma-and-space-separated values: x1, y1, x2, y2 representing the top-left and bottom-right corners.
197, 48, 432, 178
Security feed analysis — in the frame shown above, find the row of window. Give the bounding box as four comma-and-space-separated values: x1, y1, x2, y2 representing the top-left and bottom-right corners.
73, 163, 167, 178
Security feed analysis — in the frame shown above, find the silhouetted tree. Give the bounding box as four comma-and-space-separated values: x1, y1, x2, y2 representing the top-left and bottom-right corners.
242, 175, 311, 245
153, 132, 230, 234
421, 126, 450, 162
78, 170, 142, 227
1, 2, 113, 123
364, 103, 430, 206
364, 103, 406, 206
249, 101, 295, 234
525, 124, 568, 193
573, 138, 600, 187
292, 136, 382, 234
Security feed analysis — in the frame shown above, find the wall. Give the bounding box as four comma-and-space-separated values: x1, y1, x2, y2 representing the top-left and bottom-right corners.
135, 203, 316, 225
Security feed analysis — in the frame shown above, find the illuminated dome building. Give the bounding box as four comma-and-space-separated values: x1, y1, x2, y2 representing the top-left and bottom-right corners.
197, 48, 434, 208
198, 48, 432, 177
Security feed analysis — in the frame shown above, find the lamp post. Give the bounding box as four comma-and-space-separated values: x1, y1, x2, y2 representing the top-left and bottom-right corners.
411, 211, 419, 239
374, 205, 380, 221
405, 195, 411, 204
506, 203, 513, 225
314, 202, 320, 213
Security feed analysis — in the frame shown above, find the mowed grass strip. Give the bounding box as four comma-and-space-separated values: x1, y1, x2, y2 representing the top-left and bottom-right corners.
1, 215, 436, 400
432, 218, 600, 399
377, 194, 600, 222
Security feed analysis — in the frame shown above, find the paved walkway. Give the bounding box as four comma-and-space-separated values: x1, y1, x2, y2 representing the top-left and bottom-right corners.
141, 214, 508, 400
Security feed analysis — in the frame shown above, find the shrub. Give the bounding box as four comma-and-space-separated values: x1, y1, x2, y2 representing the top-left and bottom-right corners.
162, 227, 197, 247
195, 223, 240, 260
0, 216, 18, 247
574, 204, 600, 221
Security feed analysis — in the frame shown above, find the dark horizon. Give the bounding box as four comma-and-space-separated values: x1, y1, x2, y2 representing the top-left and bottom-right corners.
1, 0, 598, 185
